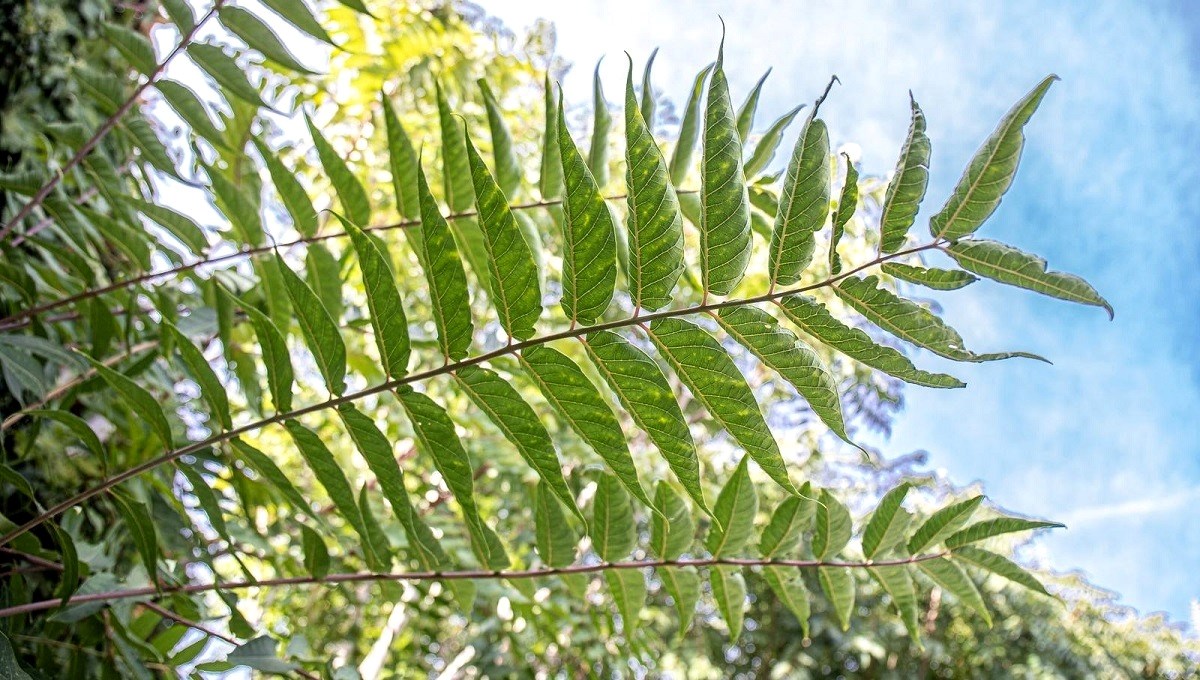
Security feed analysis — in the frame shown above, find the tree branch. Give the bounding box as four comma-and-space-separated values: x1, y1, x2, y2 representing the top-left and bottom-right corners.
0, 1, 226, 244
0, 553, 948, 619
0, 240, 941, 548
0, 191, 693, 331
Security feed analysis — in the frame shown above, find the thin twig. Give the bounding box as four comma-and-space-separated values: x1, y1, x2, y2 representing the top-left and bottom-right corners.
141, 601, 237, 644
0, 553, 948, 619
0, 1, 226, 244
0, 191, 694, 331
0, 240, 941, 548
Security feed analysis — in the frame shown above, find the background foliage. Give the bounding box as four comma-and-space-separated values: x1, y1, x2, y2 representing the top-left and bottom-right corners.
0, 0, 1195, 677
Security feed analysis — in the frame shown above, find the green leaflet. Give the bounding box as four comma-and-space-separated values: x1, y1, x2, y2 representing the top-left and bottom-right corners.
478, 79, 523, 198
711, 566, 748, 641
716, 306, 850, 445
744, 104, 804, 179
539, 76, 564, 200
759, 489, 815, 558
223, 289, 293, 413
835, 275, 1046, 363
453, 365, 580, 521
699, 40, 753, 296
882, 262, 977, 291
557, 97, 617, 324
518, 346, 649, 508
592, 474, 637, 561
813, 489, 852, 560
81, 355, 172, 449
123, 115, 179, 179
206, 167, 262, 244
580, 331, 709, 514
952, 546, 1050, 596
125, 198, 208, 254
588, 62, 612, 187
705, 456, 758, 556
650, 481, 695, 560
359, 484, 394, 569
647, 317, 792, 494
535, 481, 579, 568
177, 464, 232, 547
650, 481, 699, 635
26, 410, 104, 461
668, 63, 714, 186
160, 0, 195, 33
284, 421, 379, 564
275, 254, 346, 395
156, 80, 225, 147
463, 130, 543, 340
869, 565, 921, 644
763, 566, 810, 636
334, 0, 375, 17
219, 636, 297, 674
908, 495, 984, 554
758, 489, 815, 635
880, 95, 931, 253
945, 517, 1063, 548
917, 557, 992, 626
862, 483, 911, 560
112, 492, 158, 581
777, 294, 965, 388
103, 24, 155, 75
300, 525, 330, 579
397, 388, 509, 569
624, 59, 685, 311
435, 86, 490, 287
605, 569, 647, 637
660, 564, 701, 635
930, 76, 1057, 241
218, 6, 316, 74
232, 439, 314, 520
336, 404, 441, 566
768, 109, 830, 287
256, 255, 292, 338
305, 114, 371, 227
161, 322, 230, 430
305, 242, 342, 322
639, 47, 659, 128
411, 163, 474, 361
254, 138, 318, 237
819, 565, 855, 630
340, 216, 411, 380
735, 68, 771, 141
830, 155, 858, 274
259, 0, 335, 46
381, 94, 420, 219
188, 43, 268, 110
946, 239, 1113, 318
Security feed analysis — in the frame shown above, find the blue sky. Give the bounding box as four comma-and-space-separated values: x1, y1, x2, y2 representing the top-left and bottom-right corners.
486, 0, 1200, 623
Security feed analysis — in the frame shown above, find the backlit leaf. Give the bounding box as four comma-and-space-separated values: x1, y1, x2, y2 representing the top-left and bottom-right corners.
519, 346, 650, 508
930, 76, 1057, 241
946, 239, 1112, 318
880, 95, 931, 253
624, 58, 685, 311
699, 38, 752, 295
777, 294, 965, 388
648, 317, 792, 493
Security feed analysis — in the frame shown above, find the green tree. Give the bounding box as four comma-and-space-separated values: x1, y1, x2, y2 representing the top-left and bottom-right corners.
0, 1, 1193, 677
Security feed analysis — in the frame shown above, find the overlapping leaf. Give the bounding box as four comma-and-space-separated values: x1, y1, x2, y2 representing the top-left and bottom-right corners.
624, 60, 685, 311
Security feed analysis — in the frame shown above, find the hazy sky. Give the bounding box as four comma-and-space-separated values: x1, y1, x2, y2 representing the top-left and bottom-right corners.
484, 0, 1200, 623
